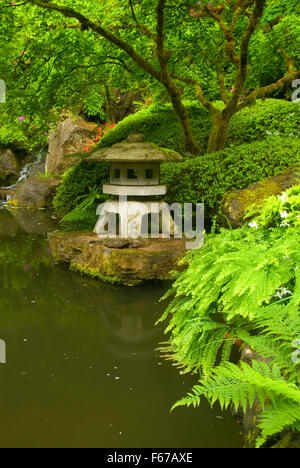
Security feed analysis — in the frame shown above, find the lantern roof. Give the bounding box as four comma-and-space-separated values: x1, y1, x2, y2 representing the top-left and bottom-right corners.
86, 134, 183, 163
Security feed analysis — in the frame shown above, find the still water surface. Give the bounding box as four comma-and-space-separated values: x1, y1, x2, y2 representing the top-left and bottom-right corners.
0, 208, 242, 448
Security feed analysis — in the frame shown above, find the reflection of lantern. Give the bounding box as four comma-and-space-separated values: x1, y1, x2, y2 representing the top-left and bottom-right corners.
87, 134, 183, 238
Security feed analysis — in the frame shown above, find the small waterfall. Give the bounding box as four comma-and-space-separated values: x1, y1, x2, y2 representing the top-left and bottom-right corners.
0, 146, 47, 205
5, 146, 47, 189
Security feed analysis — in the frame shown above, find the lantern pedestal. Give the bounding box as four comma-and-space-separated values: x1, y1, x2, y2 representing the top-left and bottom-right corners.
94, 200, 179, 239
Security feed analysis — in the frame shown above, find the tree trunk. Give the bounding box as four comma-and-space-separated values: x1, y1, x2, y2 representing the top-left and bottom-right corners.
163, 80, 199, 156
104, 83, 116, 124
207, 111, 231, 153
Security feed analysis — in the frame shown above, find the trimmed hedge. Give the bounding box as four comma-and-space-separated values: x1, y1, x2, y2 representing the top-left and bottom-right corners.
93, 99, 300, 156
54, 137, 300, 230
161, 137, 300, 221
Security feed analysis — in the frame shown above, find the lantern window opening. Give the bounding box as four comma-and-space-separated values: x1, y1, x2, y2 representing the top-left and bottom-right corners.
114, 168, 121, 179
145, 168, 154, 179
127, 168, 138, 180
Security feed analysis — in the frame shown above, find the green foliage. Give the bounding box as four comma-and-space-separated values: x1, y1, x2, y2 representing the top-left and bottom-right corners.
159, 187, 300, 447
60, 205, 99, 232
61, 185, 105, 231
173, 353, 300, 448
227, 99, 300, 146
85, 85, 108, 120
1, 0, 299, 151
53, 161, 109, 216
246, 184, 300, 229
94, 99, 300, 156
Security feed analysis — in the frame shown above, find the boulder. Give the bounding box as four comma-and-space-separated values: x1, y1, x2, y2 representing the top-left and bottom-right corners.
13, 178, 60, 209
221, 164, 300, 228
49, 232, 187, 286
0, 149, 19, 186
46, 117, 97, 175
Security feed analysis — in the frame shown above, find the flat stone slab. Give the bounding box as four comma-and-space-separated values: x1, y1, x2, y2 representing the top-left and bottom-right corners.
49, 231, 187, 286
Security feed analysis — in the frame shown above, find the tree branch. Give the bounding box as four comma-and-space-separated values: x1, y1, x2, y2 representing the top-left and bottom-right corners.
28, 0, 162, 81
204, 5, 240, 68
171, 74, 217, 114
228, 0, 265, 112
128, 0, 138, 23
156, 0, 171, 69
216, 62, 229, 104
237, 69, 300, 111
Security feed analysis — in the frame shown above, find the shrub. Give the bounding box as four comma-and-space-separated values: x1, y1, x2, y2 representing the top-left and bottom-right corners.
94, 101, 213, 155
161, 137, 300, 223
93, 99, 300, 156
53, 161, 109, 216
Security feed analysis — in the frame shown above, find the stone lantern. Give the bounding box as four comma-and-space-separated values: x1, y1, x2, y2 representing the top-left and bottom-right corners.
87, 135, 183, 239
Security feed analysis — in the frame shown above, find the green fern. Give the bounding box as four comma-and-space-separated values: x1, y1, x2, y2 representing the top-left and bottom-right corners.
159, 186, 300, 447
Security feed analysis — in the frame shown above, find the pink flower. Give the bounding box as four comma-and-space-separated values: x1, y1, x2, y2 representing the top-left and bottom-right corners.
18, 116, 25, 121
230, 87, 235, 93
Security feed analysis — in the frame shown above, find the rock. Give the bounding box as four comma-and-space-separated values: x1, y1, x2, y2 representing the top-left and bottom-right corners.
0, 187, 15, 202
46, 117, 97, 175
28, 162, 46, 179
125, 134, 145, 143
0, 149, 19, 186
221, 164, 300, 228
49, 232, 187, 286
101, 239, 131, 249
13, 178, 60, 209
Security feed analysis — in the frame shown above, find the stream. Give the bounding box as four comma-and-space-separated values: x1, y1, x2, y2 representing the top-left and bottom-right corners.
0, 207, 242, 448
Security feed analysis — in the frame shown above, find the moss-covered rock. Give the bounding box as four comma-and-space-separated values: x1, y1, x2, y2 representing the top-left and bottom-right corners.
49, 231, 187, 286
221, 164, 300, 228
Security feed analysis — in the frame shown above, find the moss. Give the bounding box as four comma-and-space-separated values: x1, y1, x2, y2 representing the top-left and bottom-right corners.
70, 262, 122, 285
7, 199, 19, 208
221, 163, 300, 225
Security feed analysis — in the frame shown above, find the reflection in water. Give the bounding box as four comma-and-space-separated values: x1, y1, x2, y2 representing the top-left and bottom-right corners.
0, 208, 242, 448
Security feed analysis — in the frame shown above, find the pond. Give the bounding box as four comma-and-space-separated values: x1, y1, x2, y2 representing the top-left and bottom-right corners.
0, 207, 242, 448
